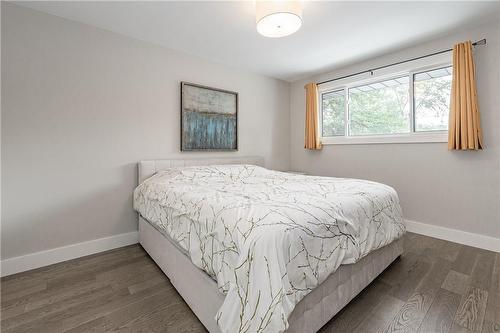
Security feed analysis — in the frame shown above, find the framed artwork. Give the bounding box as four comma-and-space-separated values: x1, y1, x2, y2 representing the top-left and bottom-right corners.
180, 82, 238, 151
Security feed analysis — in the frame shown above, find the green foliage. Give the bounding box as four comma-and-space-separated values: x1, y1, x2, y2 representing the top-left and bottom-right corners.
414, 76, 451, 131
321, 70, 452, 137
349, 82, 410, 135
322, 93, 345, 136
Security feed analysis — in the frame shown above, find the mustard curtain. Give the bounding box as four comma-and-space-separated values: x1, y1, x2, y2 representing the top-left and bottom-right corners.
448, 41, 483, 150
304, 83, 322, 150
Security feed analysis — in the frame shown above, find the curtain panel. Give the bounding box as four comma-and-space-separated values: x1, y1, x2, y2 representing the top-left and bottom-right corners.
304, 83, 322, 150
448, 41, 483, 150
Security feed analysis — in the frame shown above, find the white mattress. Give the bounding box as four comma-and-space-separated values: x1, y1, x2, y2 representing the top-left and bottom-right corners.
135, 165, 405, 261
139, 216, 403, 333
134, 164, 405, 332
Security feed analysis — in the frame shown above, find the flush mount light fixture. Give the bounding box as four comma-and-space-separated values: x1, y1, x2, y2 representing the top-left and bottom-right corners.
256, 1, 302, 38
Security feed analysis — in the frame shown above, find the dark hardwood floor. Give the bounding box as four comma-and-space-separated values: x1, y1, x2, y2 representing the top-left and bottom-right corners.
1, 232, 498, 333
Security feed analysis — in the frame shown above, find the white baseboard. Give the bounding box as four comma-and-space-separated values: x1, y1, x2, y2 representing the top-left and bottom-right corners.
0, 231, 139, 277
1, 220, 497, 277
405, 219, 500, 253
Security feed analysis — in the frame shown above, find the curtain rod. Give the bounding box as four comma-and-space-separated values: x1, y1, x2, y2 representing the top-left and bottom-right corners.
317, 38, 487, 86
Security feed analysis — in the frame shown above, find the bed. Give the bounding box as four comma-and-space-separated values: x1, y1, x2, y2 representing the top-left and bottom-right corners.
134, 157, 405, 333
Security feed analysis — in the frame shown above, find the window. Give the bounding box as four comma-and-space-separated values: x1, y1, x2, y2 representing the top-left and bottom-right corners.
321, 90, 345, 137
414, 67, 452, 132
349, 76, 410, 136
320, 65, 452, 144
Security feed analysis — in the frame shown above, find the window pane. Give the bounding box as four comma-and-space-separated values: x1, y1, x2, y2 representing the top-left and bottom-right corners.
322, 90, 345, 137
349, 76, 410, 136
414, 66, 452, 132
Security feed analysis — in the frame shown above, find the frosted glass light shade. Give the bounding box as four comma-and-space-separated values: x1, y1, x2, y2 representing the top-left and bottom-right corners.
256, 1, 302, 38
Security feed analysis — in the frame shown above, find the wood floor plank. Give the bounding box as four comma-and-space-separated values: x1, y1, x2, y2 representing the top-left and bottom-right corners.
1, 245, 144, 286
403, 234, 460, 264
139, 282, 206, 332
128, 275, 169, 295
452, 246, 480, 276
470, 251, 496, 291
420, 238, 461, 263
59, 283, 172, 332
442, 270, 471, 295
318, 279, 392, 332
63, 286, 179, 333
126, 299, 206, 333
0, 305, 25, 322
403, 232, 426, 250
355, 294, 404, 333
389, 258, 432, 302
63, 317, 107, 333
417, 288, 461, 333
403, 233, 439, 256
382, 257, 453, 333
0, 278, 46, 297
435, 240, 462, 263
383, 291, 434, 333
450, 322, 474, 333
1, 237, 497, 333
1, 280, 112, 324
2, 279, 110, 312
484, 253, 500, 325
481, 320, 500, 333
1, 282, 48, 303
1, 285, 114, 332
4, 282, 168, 333
416, 258, 453, 295
379, 252, 420, 287
95, 257, 161, 291
45, 255, 149, 291
454, 286, 489, 332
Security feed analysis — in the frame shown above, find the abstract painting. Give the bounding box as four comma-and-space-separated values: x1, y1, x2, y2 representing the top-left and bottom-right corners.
181, 82, 238, 151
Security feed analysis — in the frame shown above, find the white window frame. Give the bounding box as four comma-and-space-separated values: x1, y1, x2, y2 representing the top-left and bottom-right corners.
319, 61, 451, 145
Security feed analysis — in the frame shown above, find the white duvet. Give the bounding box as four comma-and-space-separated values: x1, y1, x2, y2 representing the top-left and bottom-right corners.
133, 165, 405, 333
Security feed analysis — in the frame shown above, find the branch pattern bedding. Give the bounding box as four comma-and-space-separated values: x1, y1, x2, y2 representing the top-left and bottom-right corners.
133, 165, 405, 333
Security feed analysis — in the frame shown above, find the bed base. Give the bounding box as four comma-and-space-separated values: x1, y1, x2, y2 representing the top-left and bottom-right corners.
137, 157, 403, 333
139, 217, 403, 333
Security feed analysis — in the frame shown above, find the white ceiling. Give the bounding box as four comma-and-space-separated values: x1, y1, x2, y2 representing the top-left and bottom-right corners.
17, 1, 500, 81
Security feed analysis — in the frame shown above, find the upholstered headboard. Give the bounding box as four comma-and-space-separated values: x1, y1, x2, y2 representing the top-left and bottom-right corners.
138, 156, 265, 184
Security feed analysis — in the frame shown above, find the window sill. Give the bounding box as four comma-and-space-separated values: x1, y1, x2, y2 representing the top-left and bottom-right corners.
321, 132, 447, 145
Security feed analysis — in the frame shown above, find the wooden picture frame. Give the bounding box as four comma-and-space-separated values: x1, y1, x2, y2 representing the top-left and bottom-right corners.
180, 82, 238, 151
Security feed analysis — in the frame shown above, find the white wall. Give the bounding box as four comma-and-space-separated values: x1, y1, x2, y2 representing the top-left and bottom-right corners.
2, 3, 498, 264
290, 19, 500, 239
1, 4, 290, 260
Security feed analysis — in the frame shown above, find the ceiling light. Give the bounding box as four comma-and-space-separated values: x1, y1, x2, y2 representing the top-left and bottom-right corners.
256, 1, 302, 38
